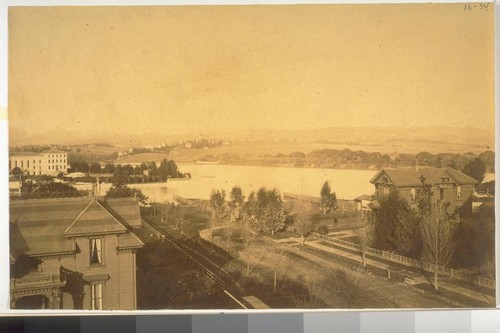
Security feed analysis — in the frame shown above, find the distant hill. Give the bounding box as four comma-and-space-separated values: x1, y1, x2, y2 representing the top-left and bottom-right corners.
9, 125, 494, 154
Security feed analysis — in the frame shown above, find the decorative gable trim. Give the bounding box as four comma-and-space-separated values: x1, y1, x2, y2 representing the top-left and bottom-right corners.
370, 170, 394, 185
65, 199, 128, 237
64, 199, 95, 235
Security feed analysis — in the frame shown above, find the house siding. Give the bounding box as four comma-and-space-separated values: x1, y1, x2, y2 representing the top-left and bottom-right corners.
371, 168, 476, 215
73, 234, 124, 310
118, 250, 136, 310
10, 197, 143, 310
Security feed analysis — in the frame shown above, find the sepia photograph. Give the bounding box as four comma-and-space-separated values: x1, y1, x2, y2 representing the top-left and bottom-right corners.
7, 3, 495, 311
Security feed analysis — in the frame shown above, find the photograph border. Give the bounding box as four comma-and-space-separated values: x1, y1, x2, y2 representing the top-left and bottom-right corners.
0, 0, 498, 319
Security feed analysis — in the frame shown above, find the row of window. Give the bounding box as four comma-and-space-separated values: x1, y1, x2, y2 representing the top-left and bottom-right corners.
48, 165, 66, 170
47, 154, 66, 158
379, 185, 464, 202
11, 159, 66, 168
408, 186, 462, 202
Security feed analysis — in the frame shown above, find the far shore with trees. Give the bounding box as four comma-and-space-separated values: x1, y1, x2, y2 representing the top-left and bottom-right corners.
68, 158, 190, 185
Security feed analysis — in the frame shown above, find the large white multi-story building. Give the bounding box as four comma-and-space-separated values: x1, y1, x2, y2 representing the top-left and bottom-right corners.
9, 147, 68, 176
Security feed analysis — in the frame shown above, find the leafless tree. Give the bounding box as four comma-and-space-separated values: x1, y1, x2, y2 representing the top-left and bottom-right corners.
241, 220, 256, 276
264, 238, 287, 294
356, 213, 375, 267
293, 214, 313, 247
332, 265, 388, 308
420, 203, 456, 290
292, 275, 325, 308
289, 198, 313, 247
222, 220, 234, 260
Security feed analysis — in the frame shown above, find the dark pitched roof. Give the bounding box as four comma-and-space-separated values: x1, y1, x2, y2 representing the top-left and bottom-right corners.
370, 167, 478, 187
10, 198, 90, 257
10, 197, 143, 258
117, 232, 144, 250
105, 197, 142, 228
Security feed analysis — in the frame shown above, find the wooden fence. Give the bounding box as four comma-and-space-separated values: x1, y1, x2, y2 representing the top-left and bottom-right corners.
310, 232, 495, 289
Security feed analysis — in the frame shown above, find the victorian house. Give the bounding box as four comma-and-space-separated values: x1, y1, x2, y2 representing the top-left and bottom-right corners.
9, 197, 144, 310
370, 167, 477, 214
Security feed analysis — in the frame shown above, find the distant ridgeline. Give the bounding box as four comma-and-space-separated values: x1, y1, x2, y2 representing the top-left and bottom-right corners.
204, 149, 495, 173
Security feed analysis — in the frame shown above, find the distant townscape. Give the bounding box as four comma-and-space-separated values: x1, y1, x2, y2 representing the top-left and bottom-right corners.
8, 141, 495, 310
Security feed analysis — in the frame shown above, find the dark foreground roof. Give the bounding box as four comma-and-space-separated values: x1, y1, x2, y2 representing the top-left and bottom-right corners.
370, 167, 478, 187
10, 197, 143, 259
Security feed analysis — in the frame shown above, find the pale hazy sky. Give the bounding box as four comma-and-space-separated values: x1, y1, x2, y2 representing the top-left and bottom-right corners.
8, 4, 495, 139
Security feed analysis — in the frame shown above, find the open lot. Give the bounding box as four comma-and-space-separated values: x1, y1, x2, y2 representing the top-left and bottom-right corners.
139, 202, 473, 309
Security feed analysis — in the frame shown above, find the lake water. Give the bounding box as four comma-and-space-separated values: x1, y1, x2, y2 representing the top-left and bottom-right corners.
89, 164, 495, 204
128, 164, 378, 203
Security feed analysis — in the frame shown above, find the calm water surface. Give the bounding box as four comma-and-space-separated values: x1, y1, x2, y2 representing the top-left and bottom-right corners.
130, 164, 378, 203
94, 165, 494, 204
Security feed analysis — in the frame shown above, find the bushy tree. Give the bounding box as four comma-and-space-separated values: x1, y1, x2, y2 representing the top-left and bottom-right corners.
462, 157, 486, 184
372, 189, 420, 255
89, 162, 102, 173
103, 163, 115, 174
209, 189, 227, 225
247, 188, 286, 235
229, 186, 245, 222
34, 182, 83, 198
320, 181, 337, 214
476, 180, 494, 197
104, 184, 148, 204
70, 161, 89, 173
316, 225, 329, 236
11, 167, 22, 177
453, 204, 495, 278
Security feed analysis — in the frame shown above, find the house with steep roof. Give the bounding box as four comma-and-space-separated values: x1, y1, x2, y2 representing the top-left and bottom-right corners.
370, 167, 478, 214
9, 197, 144, 310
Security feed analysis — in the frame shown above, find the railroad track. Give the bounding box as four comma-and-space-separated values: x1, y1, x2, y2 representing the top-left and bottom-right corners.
141, 217, 249, 309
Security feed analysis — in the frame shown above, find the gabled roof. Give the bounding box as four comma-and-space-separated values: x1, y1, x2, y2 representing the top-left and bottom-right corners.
105, 197, 142, 228
10, 197, 144, 259
117, 232, 144, 250
370, 167, 478, 187
10, 198, 91, 257
64, 200, 127, 237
